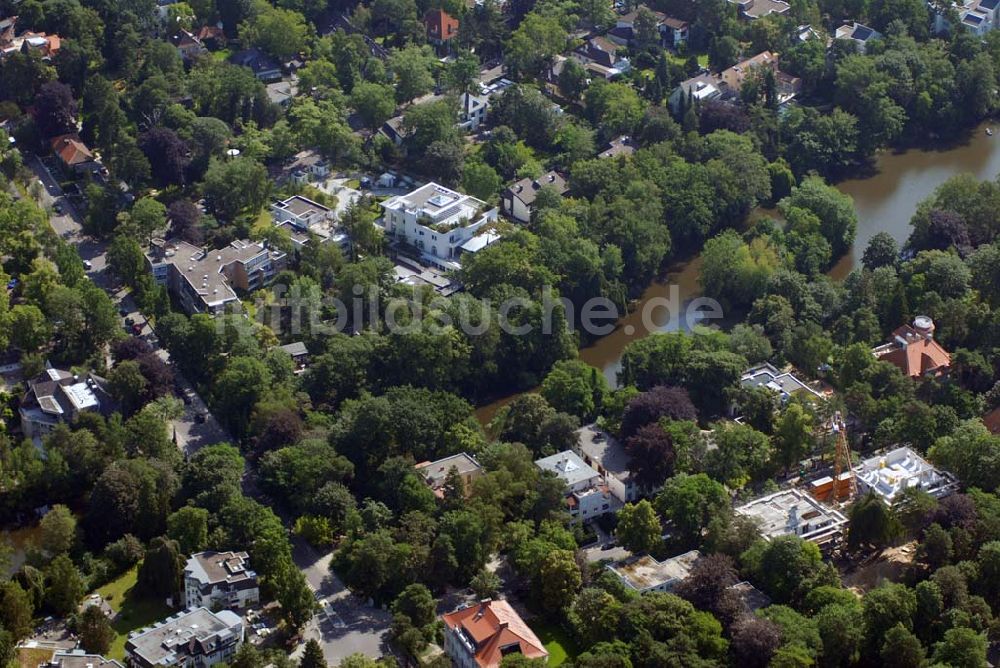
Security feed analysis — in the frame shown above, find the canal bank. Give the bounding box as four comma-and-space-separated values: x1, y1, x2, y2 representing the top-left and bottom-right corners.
832, 122, 1000, 277
475, 123, 1000, 425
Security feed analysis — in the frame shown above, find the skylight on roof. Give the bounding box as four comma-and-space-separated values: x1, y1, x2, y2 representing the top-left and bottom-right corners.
427, 193, 457, 208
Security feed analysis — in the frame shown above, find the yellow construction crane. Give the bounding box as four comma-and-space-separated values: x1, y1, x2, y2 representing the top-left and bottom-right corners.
831, 411, 858, 502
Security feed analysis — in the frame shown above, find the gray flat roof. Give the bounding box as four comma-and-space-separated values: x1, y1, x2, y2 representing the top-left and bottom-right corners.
735, 488, 847, 543
49, 651, 124, 668
126, 608, 242, 666
575, 424, 632, 483
275, 195, 331, 217
609, 551, 702, 591
278, 342, 309, 357
184, 551, 255, 587
741, 363, 822, 399
416, 452, 482, 486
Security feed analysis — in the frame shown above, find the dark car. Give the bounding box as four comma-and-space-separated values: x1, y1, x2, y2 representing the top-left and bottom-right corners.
194, 411, 208, 424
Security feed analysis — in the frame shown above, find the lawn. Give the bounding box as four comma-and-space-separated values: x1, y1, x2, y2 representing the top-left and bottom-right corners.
668, 52, 709, 68
250, 208, 273, 236
531, 619, 579, 666
94, 567, 172, 660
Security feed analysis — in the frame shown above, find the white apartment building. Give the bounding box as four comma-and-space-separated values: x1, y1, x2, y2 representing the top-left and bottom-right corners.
735, 488, 847, 545
19, 366, 113, 446
145, 239, 286, 315
535, 450, 618, 522
575, 424, 646, 503
182, 551, 259, 610
271, 195, 336, 229
607, 551, 703, 594
271, 195, 351, 254
125, 608, 243, 668
855, 447, 958, 504
458, 92, 489, 131
380, 182, 499, 270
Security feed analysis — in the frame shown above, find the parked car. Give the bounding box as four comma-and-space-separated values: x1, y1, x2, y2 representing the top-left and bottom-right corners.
82, 260, 93, 270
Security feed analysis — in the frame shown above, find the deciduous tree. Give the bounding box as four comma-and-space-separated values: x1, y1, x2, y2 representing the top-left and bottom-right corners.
78, 604, 113, 654
616, 500, 662, 554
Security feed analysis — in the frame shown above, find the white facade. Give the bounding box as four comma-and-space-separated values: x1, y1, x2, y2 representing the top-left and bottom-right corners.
535, 450, 618, 522
458, 92, 489, 131
855, 447, 958, 503
669, 74, 721, 113
271, 195, 336, 229
934, 0, 1000, 35
182, 551, 259, 610
19, 367, 110, 446
607, 551, 702, 594
575, 424, 644, 503
380, 182, 499, 271
741, 363, 823, 402
125, 608, 243, 668
735, 489, 847, 545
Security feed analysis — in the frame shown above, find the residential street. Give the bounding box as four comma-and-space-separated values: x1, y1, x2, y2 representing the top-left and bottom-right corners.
28, 155, 231, 455
290, 538, 393, 664
28, 154, 107, 280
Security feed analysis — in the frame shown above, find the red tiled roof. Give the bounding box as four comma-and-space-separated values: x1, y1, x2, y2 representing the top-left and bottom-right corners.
878, 326, 951, 377
196, 25, 224, 41
50, 134, 95, 166
424, 9, 459, 40
441, 600, 548, 668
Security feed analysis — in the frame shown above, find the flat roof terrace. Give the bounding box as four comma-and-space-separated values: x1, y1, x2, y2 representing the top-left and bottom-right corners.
736, 488, 847, 544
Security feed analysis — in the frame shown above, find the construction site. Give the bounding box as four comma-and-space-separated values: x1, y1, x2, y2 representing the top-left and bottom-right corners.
740, 411, 959, 556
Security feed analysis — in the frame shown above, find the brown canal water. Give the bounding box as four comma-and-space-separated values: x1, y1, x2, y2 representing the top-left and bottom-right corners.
474, 257, 705, 425
475, 123, 1000, 424
831, 122, 1000, 278
2, 524, 42, 577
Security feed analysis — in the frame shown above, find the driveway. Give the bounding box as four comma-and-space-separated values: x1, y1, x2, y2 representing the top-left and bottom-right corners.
291, 538, 393, 664
582, 522, 631, 563
315, 178, 362, 219
169, 376, 231, 455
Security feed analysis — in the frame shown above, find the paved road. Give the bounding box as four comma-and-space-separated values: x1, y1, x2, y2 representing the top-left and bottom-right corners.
113, 290, 231, 454
29, 155, 109, 283
291, 538, 393, 664
28, 156, 230, 454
